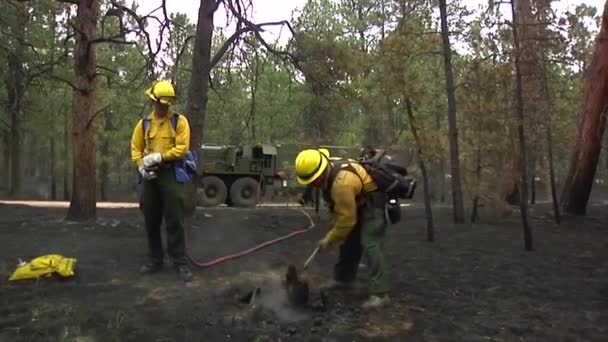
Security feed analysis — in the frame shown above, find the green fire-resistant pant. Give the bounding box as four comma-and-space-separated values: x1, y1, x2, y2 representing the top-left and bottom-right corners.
333, 192, 389, 295
139, 167, 187, 265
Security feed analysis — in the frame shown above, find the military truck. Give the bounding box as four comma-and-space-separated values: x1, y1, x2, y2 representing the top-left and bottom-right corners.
196, 143, 287, 207
196, 142, 364, 207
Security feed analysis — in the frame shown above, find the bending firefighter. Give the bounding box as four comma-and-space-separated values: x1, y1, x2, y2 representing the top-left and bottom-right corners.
130, 80, 193, 282
295, 148, 390, 308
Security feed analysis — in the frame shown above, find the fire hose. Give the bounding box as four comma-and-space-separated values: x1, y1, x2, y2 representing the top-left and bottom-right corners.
186, 208, 315, 268
185, 175, 317, 268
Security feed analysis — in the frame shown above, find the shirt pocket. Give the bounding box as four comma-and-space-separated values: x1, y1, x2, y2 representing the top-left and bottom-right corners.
158, 127, 176, 148
148, 124, 175, 144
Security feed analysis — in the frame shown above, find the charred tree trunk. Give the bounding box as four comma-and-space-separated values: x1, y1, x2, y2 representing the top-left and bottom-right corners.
546, 124, 561, 223
538, 43, 561, 223
471, 142, 482, 223
4, 2, 28, 197
432, 109, 446, 203
99, 109, 112, 202
438, 0, 465, 223
50, 128, 57, 200
185, 0, 216, 214
511, 0, 534, 251
405, 99, 434, 242
63, 107, 70, 201
1, 135, 8, 188
66, 0, 99, 221
187, 0, 215, 164
560, 1, 608, 215
8, 102, 22, 196
529, 146, 536, 204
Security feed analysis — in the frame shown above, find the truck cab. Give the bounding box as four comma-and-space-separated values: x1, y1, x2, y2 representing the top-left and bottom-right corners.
196, 143, 286, 207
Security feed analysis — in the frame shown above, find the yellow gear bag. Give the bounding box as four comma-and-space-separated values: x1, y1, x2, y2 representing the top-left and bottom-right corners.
8, 254, 77, 281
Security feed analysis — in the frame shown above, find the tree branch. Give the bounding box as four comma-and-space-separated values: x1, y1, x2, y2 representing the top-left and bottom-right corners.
47, 73, 82, 92
85, 103, 111, 129
208, 75, 225, 103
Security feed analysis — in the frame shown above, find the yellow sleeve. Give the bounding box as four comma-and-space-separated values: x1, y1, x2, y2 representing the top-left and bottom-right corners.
161, 114, 191, 161
130, 119, 145, 167
324, 177, 360, 244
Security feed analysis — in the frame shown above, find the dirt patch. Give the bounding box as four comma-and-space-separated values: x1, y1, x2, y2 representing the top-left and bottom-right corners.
0, 202, 607, 341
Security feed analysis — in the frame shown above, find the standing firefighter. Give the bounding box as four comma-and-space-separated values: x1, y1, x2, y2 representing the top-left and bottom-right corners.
295, 148, 391, 308
130, 80, 193, 282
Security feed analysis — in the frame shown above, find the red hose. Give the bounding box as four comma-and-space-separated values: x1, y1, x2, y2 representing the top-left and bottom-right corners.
186, 208, 315, 268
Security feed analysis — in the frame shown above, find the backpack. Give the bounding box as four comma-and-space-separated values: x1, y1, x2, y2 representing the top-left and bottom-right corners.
141, 113, 198, 183
358, 150, 416, 200
323, 152, 416, 224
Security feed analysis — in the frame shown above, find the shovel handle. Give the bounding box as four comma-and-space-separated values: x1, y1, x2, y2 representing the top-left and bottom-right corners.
303, 246, 320, 270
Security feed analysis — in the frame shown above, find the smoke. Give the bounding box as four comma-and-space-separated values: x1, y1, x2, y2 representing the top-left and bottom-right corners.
256, 278, 309, 323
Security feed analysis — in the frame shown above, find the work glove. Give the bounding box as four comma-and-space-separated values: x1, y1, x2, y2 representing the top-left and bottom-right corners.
138, 165, 157, 180
143, 152, 162, 168
318, 236, 333, 252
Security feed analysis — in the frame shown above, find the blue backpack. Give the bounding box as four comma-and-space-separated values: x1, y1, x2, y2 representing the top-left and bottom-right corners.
141, 113, 198, 183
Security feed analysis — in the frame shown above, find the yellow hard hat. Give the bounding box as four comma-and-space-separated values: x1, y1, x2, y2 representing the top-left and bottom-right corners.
318, 148, 330, 158
295, 149, 329, 185
145, 80, 176, 105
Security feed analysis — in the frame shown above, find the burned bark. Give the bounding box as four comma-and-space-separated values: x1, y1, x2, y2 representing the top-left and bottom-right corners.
50, 125, 57, 200
405, 99, 434, 242
63, 108, 70, 201
560, 0, 608, 215
99, 109, 112, 202
66, 0, 99, 221
510, 0, 534, 251
1, 134, 8, 188
438, 0, 465, 224
187, 0, 216, 164
4, 2, 28, 196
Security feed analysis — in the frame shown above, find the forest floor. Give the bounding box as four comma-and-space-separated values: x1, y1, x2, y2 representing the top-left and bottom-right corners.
0, 199, 607, 342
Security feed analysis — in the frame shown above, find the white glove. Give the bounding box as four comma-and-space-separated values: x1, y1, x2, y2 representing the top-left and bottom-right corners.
138, 165, 157, 180
143, 152, 162, 168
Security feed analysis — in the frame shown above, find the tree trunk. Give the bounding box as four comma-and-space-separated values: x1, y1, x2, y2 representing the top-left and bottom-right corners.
405, 99, 434, 242
187, 0, 215, 163
529, 146, 536, 204
471, 144, 482, 223
432, 109, 445, 202
184, 0, 216, 214
5, 2, 28, 197
249, 50, 260, 141
50, 131, 57, 200
8, 107, 21, 196
1, 135, 8, 189
546, 124, 561, 223
538, 30, 561, 223
99, 108, 112, 202
511, 0, 534, 251
66, 0, 99, 221
438, 0, 465, 223
63, 107, 70, 201
560, 0, 608, 215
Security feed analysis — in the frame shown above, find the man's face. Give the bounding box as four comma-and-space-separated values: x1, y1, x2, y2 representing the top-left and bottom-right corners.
312, 171, 326, 187
153, 101, 169, 116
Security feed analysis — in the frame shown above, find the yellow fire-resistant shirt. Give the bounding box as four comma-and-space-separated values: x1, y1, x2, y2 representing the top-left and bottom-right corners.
130, 112, 191, 167
324, 161, 378, 244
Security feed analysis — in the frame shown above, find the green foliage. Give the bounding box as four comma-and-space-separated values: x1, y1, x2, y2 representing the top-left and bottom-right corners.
0, 0, 601, 200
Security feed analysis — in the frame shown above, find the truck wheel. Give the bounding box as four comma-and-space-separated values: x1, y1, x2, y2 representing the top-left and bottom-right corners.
198, 176, 227, 207
230, 177, 259, 208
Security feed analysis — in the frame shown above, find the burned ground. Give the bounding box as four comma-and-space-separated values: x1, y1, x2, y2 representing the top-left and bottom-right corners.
0, 201, 607, 342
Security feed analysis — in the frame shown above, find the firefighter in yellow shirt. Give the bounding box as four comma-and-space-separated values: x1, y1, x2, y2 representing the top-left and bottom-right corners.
130, 80, 193, 282
294, 148, 390, 308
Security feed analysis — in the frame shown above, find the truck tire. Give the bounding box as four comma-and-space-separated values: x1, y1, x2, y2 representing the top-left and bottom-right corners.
198, 176, 227, 207
230, 177, 259, 208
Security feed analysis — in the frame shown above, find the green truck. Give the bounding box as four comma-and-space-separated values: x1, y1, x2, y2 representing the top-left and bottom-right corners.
196, 143, 362, 207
